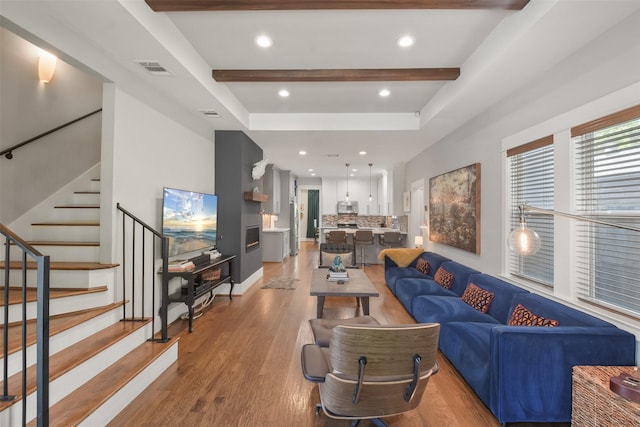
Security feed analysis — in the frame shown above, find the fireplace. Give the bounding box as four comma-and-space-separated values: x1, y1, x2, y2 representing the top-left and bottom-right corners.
246, 226, 260, 252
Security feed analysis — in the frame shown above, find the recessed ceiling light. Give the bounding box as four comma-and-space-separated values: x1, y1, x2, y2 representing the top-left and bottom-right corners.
311, 173, 316, 176
299, 150, 307, 155
397, 35, 415, 48
379, 89, 391, 97
278, 89, 290, 98
256, 35, 272, 48
308, 168, 314, 172
352, 168, 357, 172
359, 151, 367, 155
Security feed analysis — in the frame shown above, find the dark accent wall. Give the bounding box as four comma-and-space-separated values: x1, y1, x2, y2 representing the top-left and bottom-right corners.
215, 131, 263, 284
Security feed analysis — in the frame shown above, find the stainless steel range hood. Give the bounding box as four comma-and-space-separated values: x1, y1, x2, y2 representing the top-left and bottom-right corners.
337, 201, 358, 214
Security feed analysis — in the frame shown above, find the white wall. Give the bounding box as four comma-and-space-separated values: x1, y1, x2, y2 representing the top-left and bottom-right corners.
405, 10, 640, 274
100, 86, 215, 263
0, 27, 103, 223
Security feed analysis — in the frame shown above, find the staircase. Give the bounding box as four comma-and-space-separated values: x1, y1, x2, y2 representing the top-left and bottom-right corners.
0, 170, 179, 426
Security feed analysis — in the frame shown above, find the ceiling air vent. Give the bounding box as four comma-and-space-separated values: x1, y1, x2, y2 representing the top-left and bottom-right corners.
199, 109, 221, 118
135, 60, 173, 76
326, 154, 340, 158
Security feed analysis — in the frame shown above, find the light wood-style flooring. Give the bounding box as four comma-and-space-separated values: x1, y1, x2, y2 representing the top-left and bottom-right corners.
108, 241, 568, 427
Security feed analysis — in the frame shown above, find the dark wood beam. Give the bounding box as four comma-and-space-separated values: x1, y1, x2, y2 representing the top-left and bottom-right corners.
146, 0, 530, 12
212, 68, 460, 82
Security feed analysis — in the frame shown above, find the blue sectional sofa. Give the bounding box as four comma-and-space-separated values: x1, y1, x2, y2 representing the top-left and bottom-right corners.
384, 251, 637, 424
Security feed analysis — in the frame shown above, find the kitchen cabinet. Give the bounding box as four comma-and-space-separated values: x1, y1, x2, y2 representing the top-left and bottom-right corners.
264, 164, 281, 214
262, 228, 290, 262
322, 177, 379, 214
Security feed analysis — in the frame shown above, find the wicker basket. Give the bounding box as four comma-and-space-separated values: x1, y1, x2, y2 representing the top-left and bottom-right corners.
202, 267, 221, 281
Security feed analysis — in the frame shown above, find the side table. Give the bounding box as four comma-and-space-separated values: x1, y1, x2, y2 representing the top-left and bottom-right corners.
572, 365, 640, 426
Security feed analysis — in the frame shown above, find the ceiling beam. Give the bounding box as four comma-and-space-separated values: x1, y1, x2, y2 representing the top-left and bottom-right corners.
212, 68, 460, 82
145, 0, 530, 12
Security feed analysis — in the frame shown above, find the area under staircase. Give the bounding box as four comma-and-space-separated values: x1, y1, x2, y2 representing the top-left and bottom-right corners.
0, 173, 179, 426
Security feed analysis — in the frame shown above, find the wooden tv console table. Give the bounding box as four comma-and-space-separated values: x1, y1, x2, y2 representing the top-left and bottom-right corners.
165, 255, 235, 332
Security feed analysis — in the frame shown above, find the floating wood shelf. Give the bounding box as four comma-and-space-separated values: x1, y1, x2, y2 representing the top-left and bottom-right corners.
244, 192, 269, 202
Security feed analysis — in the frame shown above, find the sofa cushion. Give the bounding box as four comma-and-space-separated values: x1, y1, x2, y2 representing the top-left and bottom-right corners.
509, 293, 616, 327
415, 258, 430, 275
461, 283, 495, 314
465, 274, 530, 324
434, 266, 454, 289
321, 251, 353, 267
395, 277, 457, 314
437, 261, 481, 297
384, 252, 451, 294
439, 322, 497, 406
508, 303, 559, 327
412, 295, 501, 325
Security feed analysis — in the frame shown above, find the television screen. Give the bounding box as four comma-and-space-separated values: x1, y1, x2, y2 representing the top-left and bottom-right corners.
162, 187, 218, 257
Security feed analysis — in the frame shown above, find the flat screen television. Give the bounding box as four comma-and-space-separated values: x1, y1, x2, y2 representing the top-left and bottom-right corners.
162, 187, 218, 257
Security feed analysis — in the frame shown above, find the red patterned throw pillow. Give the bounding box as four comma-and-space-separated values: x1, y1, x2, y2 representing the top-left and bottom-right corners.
415, 258, 430, 275
461, 283, 495, 313
433, 266, 454, 289
509, 304, 559, 327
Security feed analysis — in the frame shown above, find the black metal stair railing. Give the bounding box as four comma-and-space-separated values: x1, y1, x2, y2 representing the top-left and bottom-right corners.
0, 224, 50, 427
116, 203, 170, 343
0, 109, 102, 160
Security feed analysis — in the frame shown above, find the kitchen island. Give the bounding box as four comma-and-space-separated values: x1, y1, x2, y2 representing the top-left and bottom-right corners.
320, 227, 408, 265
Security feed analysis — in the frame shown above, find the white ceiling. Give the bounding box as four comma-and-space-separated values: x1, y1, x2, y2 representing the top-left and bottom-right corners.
2, 0, 640, 179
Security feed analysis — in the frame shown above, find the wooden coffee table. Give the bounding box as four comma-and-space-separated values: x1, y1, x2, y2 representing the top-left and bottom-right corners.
310, 268, 379, 318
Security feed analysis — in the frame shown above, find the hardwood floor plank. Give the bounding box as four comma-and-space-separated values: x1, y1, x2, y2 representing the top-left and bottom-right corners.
108, 241, 568, 427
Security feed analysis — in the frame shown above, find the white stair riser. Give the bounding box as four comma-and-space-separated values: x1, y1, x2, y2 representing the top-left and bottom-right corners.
0, 288, 113, 324
47, 324, 151, 405
0, 267, 115, 289
8, 245, 100, 262
89, 180, 101, 192
2, 323, 151, 427
1, 304, 120, 378
31, 225, 99, 242
73, 193, 100, 205
79, 341, 178, 427
49, 208, 100, 222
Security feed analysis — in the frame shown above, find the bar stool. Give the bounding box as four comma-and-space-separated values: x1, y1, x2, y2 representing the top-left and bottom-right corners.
379, 231, 403, 248
326, 230, 347, 244
353, 230, 374, 268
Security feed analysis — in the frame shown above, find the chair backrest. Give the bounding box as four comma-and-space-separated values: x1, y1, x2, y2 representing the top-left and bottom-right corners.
327, 230, 347, 244
380, 231, 403, 246
354, 230, 374, 244
320, 323, 440, 418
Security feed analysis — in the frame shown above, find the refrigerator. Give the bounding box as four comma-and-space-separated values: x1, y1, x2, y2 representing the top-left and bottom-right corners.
290, 199, 299, 255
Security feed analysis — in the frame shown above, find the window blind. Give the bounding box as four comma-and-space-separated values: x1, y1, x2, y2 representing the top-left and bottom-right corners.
508, 136, 554, 286
573, 108, 640, 314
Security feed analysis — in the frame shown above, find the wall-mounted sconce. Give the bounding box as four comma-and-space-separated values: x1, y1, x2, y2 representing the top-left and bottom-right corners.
38, 51, 57, 83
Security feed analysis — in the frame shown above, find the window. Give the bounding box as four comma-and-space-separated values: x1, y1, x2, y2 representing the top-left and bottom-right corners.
573, 105, 640, 314
507, 136, 554, 286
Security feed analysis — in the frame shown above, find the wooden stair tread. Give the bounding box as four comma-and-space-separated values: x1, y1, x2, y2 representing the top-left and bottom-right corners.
0, 286, 108, 305
0, 319, 155, 414
54, 204, 100, 209
35, 335, 179, 427
74, 191, 99, 194
0, 301, 123, 356
1, 261, 118, 270
31, 221, 99, 226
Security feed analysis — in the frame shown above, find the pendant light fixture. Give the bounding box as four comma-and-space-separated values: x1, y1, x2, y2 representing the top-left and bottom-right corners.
368, 163, 373, 202
508, 204, 541, 256
345, 163, 350, 201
